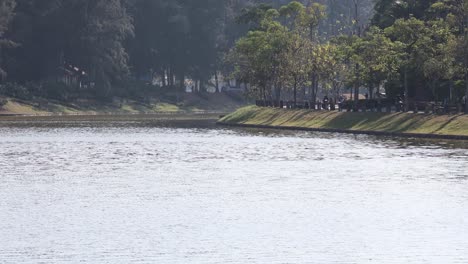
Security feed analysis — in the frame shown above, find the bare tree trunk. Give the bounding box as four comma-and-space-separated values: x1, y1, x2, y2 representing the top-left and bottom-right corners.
353, 0, 361, 112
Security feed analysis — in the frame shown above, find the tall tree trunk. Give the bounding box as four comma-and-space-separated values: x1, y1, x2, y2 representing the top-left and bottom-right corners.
310, 75, 317, 109
353, 0, 361, 111
314, 78, 320, 109
0, 46, 3, 84
465, 11, 468, 113
168, 68, 174, 87
293, 76, 297, 107
201, 79, 206, 92
162, 70, 167, 87
215, 71, 220, 93
353, 0, 360, 36
353, 82, 359, 111
276, 83, 281, 105
353, 65, 360, 111
449, 80, 453, 102
179, 73, 185, 92
465, 73, 468, 114
404, 68, 409, 112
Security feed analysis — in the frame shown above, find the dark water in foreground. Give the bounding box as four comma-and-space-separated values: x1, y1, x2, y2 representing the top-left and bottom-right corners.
0, 118, 467, 263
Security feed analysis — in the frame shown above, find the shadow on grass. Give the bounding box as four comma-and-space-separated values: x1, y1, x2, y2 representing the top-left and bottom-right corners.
275, 110, 311, 126
324, 112, 387, 129
432, 114, 463, 134
222, 107, 259, 123
257, 109, 334, 127
256, 109, 294, 125
323, 112, 430, 132
223, 107, 468, 136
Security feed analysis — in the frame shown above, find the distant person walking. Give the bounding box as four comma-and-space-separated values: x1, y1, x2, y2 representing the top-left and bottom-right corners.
323, 96, 329, 110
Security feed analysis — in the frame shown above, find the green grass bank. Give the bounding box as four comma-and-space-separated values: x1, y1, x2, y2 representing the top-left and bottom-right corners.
0, 92, 246, 116
219, 106, 468, 139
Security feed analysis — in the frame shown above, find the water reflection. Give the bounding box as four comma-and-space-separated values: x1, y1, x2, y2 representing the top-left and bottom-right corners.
0, 118, 467, 263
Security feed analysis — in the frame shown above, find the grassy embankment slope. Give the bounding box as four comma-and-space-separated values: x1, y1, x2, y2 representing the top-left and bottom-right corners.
0, 92, 246, 116
219, 106, 468, 137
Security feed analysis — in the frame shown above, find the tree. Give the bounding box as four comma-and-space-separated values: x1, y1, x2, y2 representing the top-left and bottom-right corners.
278, 1, 325, 106
3, 0, 133, 97
230, 1, 327, 105
236, 3, 273, 30
183, 0, 225, 91
385, 17, 430, 110
229, 9, 289, 101
3, 0, 65, 83
319, 0, 374, 38
71, 0, 134, 95
358, 27, 401, 99
428, 0, 468, 112
281, 31, 308, 106
319, 42, 346, 101
420, 21, 458, 101
370, 0, 467, 109
0, 0, 16, 81
372, 0, 437, 28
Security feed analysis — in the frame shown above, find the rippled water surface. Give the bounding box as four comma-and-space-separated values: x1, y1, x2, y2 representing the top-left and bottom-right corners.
0, 118, 467, 263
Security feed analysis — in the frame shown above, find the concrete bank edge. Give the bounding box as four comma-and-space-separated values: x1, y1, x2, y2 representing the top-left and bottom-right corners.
217, 121, 468, 141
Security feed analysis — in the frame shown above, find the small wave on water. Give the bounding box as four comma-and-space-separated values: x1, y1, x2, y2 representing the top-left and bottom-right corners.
0, 119, 467, 263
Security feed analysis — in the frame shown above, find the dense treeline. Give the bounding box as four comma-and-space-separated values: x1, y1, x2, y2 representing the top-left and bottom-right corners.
0, 0, 256, 100
230, 0, 468, 112
0, 0, 466, 113
0, 0, 376, 100
0, 0, 134, 99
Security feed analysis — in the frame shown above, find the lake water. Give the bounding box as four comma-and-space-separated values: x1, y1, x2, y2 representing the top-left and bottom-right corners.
0, 118, 467, 263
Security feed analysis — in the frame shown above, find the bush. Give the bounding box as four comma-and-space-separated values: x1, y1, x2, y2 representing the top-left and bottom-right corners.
0, 98, 7, 109
120, 79, 159, 99
1, 83, 33, 100
41, 81, 75, 101
340, 98, 397, 111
